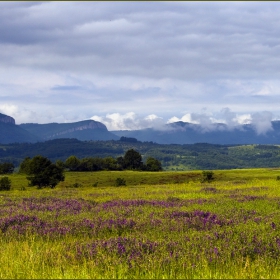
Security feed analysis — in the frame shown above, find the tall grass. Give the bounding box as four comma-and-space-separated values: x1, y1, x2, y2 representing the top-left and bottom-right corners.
1, 169, 280, 278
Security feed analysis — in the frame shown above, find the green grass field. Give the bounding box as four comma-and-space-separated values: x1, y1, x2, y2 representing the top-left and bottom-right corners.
1, 168, 280, 278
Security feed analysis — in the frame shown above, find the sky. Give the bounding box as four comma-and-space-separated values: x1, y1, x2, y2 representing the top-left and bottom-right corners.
1, 1, 280, 132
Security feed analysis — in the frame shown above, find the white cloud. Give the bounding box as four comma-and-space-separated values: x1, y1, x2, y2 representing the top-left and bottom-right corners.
91, 112, 167, 131
0, 104, 39, 124
0, 2, 280, 126
91, 112, 138, 130
167, 108, 276, 135
234, 114, 252, 125
0, 104, 18, 117
250, 111, 273, 135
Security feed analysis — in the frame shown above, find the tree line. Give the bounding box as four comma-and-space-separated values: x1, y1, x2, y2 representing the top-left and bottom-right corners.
15, 149, 162, 189
56, 149, 162, 172
0, 162, 14, 174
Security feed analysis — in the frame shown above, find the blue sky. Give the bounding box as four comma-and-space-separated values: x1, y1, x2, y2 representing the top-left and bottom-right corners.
1, 2, 280, 131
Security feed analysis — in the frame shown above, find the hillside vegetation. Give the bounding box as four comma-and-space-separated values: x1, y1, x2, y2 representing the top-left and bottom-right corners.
1, 139, 280, 170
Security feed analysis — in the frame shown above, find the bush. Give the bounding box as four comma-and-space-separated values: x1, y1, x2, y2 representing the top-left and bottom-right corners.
115, 177, 126, 187
0, 177, 11, 191
201, 171, 214, 183
72, 182, 82, 188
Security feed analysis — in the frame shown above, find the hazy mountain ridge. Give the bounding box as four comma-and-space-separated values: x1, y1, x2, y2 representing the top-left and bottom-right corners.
19, 120, 118, 141
0, 113, 41, 144
1, 112, 280, 145
0, 114, 118, 144
0, 113, 16, 125
112, 121, 280, 145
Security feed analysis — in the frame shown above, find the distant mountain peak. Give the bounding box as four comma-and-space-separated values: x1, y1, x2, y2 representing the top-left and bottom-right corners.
19, 119, 119, 142
47, 119, 108, 138
0, 113, 15, 125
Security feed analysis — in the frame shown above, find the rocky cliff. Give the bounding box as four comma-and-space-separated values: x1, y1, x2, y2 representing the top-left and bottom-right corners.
19, 120, 119, 141
0, 113, 41, 144
48, 120, 108, 138
0, 113, 15, 125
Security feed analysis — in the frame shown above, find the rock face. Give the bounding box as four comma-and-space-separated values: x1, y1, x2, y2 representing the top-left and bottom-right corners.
0, 113, 15, 125
0, 113, 41, 144
48, 120, 108, 138
19, 120, 119, 141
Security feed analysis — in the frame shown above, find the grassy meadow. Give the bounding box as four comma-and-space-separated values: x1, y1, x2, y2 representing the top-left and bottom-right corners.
1, 168, 280, 278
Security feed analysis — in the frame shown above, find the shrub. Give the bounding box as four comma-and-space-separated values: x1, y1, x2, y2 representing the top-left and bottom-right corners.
115, 177, 126, 187
0, 176, 11, 191
72, 182, 82, 188
201, 171, 214, 183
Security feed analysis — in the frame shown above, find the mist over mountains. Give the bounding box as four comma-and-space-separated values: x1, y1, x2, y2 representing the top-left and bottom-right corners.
113, 121, 280, 145
1, 112, 280, 145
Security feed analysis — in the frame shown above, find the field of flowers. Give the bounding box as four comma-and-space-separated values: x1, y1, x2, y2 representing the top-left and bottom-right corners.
1, 169, 280, 278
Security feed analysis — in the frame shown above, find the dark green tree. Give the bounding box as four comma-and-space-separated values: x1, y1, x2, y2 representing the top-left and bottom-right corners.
56, 159, 65, 170
78, 157, 101, 171
145, 157, 162, 171
21, 155, 65, 188
0, 176, 11, 190
103, 157, 118, 170
65, 155, 80, 171
123, 149, 143, 170
0, 163, 14, 174
19, 157, 31, 174
116, 156, 125, 170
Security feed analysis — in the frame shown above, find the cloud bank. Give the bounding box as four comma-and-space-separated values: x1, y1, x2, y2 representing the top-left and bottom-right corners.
91, 108, 275, 135
0, 2, 280, 129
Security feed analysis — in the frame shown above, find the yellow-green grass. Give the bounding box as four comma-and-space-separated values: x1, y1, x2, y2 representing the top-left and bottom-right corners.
5, 167, 280, 190
1, 169, 280, 278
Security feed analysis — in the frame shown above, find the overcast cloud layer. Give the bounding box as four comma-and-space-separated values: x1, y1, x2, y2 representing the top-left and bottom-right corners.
1, 2, 280, 132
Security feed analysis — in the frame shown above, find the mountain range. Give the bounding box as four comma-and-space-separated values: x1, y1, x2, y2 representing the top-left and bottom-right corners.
112, 121, 280, 145
1, 112, 280, 145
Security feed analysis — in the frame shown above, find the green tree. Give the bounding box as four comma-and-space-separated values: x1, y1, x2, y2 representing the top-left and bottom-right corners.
21, 155, 65, 188
78, 157, 101, 171
0, 176, 11, 191
145, 157, 162, 171
19, 157, 31, 174
65, 155, 80, 171
116, 156, 125, 170
0, 163, 14, 174
103, 157, 118, 170
123, 149, 143, 170
56, 159, 65, 170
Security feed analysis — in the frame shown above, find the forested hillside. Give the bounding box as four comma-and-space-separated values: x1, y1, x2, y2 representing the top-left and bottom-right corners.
0, 138, 280, 170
